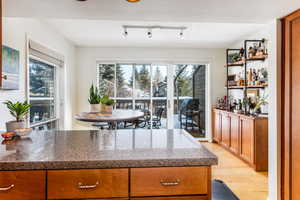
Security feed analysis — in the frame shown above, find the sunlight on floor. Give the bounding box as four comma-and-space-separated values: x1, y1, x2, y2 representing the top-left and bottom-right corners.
201, 142, 268, 200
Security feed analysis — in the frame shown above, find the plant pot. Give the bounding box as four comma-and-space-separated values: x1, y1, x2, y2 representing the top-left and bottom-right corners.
90, 104, 101, 113
6, 121, 26, 132
100, 104, 113, 114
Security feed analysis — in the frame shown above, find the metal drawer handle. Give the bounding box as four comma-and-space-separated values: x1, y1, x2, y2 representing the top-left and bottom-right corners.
160, 179, 181, 186
0, 184, 14, 191
77, 181, 99, 190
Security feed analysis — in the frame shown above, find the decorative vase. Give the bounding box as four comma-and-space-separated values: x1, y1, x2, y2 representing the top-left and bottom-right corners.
6, 121, 26, 132
100, 104, 113, 114
90, 104, 101, 113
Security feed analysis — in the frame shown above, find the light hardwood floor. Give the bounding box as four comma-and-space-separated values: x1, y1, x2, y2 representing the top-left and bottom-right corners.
201, 142, 268, 200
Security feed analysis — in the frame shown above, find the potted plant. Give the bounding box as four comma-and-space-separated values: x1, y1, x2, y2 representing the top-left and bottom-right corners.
88, 84, 101, 113
252, 94, 268, 115
100, 95, 115, 114
3, 101, 31, 132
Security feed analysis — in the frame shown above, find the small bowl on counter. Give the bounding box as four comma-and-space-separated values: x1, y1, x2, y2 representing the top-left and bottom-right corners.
1, 132, 17, 141
1, 128, 33, 141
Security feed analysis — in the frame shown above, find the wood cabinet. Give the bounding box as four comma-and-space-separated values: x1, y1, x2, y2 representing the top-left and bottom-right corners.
240, 116, 255, 164
0, 167, 211, 200
229, 114, 239, 154
131, 167, 209, 197
220, 113, 230, 148
132, 196, 208, 200
212, 110, 222, 143
47, 169, 128, 199
212, 109, 268, 171
0, 171, 46, 200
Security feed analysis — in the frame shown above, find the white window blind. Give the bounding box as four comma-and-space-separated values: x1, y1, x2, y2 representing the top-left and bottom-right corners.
28, 40, 64, 66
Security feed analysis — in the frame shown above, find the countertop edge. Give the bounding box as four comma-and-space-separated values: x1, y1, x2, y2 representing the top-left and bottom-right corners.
0, 158, 218, 171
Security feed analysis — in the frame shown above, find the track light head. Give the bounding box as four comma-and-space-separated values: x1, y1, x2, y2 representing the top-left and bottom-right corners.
147, 29, 152, 38
179, 29, 184, 39
123, 28, 128, 37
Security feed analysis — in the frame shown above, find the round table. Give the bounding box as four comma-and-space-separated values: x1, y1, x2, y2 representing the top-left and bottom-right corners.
75, 109, 145, 129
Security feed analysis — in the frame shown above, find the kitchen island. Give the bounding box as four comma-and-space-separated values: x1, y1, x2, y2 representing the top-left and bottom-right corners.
0, 129, 217, 200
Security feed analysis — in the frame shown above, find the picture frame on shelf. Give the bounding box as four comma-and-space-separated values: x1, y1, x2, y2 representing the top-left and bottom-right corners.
247, 89, 259, 101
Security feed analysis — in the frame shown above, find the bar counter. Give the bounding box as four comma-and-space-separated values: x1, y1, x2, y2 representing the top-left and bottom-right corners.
0, 129, 217, 170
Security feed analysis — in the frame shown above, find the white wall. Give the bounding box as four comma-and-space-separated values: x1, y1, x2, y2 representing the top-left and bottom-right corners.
74, 47, 226, 131
0, 18, 76, 130
229, 23, 281, 200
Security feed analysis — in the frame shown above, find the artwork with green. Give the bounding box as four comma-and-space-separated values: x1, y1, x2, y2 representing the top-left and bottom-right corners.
1, 45, 20, 90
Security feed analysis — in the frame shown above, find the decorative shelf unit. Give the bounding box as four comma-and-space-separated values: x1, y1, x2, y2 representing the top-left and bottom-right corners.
225, 39, 269, 113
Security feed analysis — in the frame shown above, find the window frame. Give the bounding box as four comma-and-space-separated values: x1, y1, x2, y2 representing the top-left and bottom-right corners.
27, 55, 61, 130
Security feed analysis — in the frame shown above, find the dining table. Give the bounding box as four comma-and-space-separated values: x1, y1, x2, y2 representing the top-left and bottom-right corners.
75, 109, 145, 129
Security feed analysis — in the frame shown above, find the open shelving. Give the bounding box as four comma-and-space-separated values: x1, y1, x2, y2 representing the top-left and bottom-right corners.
225, 39, 269, 112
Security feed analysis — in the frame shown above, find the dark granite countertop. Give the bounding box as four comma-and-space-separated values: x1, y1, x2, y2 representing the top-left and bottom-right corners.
0, 129, 218, 170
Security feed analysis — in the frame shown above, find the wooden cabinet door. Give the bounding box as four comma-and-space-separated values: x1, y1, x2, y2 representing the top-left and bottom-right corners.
47, 169, 128, 199
213, 110, 221, 143
131, 167, 209, 197
132, 196, 208, 200
282, 9, 300, 200
0, 171, 46, 200
239, 117, 254, 164
220, 113, 230, 148
229, 115, 239, 154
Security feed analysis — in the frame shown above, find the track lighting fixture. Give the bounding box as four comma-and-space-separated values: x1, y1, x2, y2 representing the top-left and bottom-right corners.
179, 29, 184, 39
122, 25, 187, 39
147, 29, 152, 38
123, 27, 128, 38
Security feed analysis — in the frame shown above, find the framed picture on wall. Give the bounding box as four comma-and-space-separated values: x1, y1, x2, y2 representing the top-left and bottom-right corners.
1, 45, 20, 90
247, 89, 259, 101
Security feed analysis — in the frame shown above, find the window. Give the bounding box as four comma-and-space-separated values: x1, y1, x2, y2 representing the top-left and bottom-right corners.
98, 63, 168, 129
29, 58, 59, 130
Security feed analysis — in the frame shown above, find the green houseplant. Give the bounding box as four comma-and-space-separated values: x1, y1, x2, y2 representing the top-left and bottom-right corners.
3, 100, 31, 132
88, 84, 101, 113
253, 94, 268, 115
100, 95, 115, 114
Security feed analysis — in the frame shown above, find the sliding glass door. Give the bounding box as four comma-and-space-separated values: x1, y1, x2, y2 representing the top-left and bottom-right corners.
97, 62, 207, 137
98, 63, 173, 129
173, 64, 206, 138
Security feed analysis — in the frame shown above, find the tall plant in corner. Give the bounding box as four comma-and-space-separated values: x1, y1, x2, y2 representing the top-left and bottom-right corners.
88, 84, 101, 113
3, 101, 31, 132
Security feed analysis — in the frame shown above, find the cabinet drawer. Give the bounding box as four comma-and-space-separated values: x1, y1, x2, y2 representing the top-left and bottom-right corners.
132, 196, 207, 200
0, 171, 46, 200
131, 167, 209, 197
47, 169, 128, 199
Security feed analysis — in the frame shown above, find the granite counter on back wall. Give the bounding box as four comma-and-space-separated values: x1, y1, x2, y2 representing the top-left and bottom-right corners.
0, 129, 218, 170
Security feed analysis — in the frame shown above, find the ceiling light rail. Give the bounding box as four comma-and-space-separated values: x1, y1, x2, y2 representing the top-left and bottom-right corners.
123, 25, 187, 30
122, 25, 187, 38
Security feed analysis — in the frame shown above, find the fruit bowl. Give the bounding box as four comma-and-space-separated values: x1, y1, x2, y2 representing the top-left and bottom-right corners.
1, 132, 17, 140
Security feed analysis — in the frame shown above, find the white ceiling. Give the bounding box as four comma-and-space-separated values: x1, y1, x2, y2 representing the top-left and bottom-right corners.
45, 19, 266, 48
4, 0, 300, 23
4, 0, 299, 48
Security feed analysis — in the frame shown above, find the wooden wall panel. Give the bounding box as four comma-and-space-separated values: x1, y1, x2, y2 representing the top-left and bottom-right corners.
291, 17, 300, 200
281, 9, 300, 200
